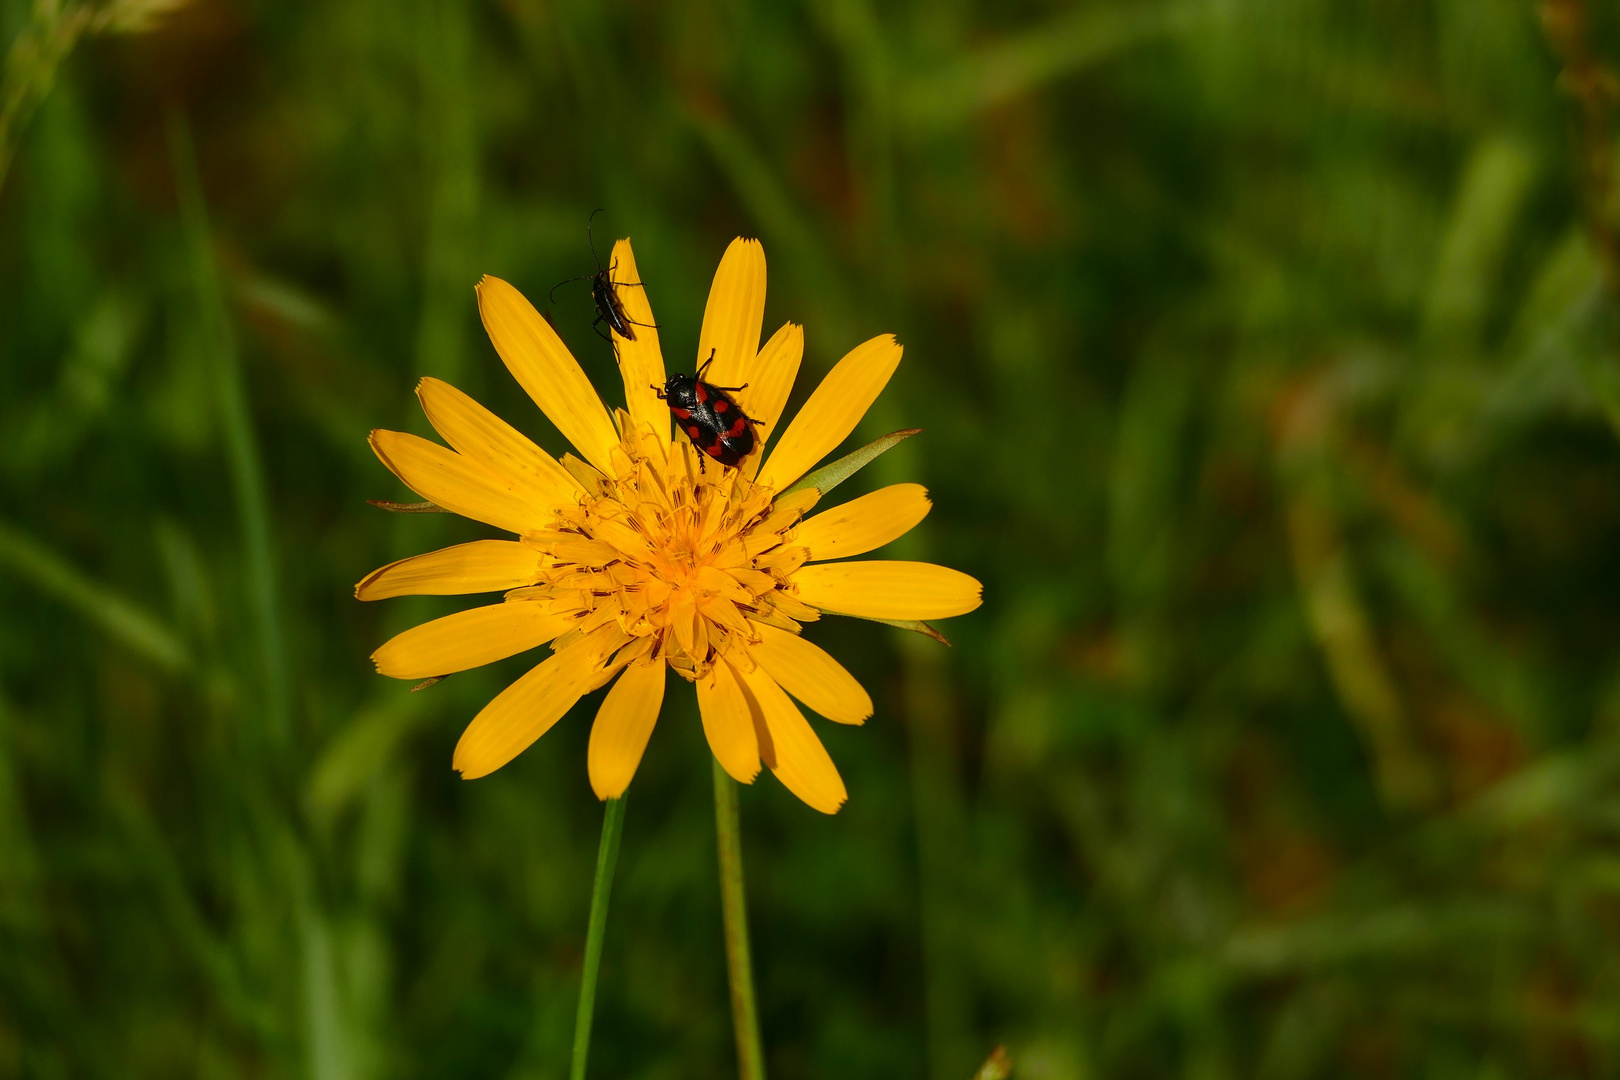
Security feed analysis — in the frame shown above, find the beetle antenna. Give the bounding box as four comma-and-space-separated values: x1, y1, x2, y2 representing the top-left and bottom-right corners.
587, 207, 605, 270
549, 274, 592, 304
698, 348, 716, 379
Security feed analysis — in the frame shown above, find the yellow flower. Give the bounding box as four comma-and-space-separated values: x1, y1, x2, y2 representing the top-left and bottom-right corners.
356, 238, 981, 813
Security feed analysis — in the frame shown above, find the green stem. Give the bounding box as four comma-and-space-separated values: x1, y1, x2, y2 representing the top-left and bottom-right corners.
169, 113, 291, 757
713, 759, 767, 1080
0, 6, 90, 195
0, 518, 190, 672
570, 795, 626, 1080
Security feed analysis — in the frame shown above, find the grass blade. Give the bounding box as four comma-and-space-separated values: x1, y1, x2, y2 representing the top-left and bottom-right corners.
168, 112, 290, 750
0, 517, 189, 671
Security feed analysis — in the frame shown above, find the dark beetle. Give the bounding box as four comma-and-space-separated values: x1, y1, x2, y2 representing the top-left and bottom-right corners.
549, 208, 656, 345
656, 350, 763, 469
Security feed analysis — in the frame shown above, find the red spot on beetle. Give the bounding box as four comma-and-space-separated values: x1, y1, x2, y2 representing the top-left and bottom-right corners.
714, 398, 729, 412
695, 383, 708, 403
687, 425, 703, 440
672, 407, 692, 420
703, 441, 724, 458
727, 417, 748, 438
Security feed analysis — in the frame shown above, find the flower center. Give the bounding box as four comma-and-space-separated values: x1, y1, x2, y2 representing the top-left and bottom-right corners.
518, 418, 819, 680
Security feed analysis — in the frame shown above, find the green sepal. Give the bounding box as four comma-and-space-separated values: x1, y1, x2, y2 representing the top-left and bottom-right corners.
782, 428, 921, 498
367, 499, 448, 514
834, 611, 951, 646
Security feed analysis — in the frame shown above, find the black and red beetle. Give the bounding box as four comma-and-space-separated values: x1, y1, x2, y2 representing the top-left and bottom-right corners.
550, 209, 657, 345
656, 350, 763, 469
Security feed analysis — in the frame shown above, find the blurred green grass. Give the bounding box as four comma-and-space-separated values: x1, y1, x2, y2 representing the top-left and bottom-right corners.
5, 0, 1620, 1077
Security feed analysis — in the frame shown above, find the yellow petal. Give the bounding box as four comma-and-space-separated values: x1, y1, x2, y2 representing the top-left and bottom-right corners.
740, 322, 803, 479
695, 238, 765, 393
755, 335, 902, 492
792, 561, 983, 620
696, 659, 760, 783
354, 540, 541, 601
795, 483, 931, 561
587, 658, 666, 798
736, 663, 847, 814
417, 377, 581, 509
452, 627, 616, 779
746, 622, 872, 725
372, 602, 575, 680
475, 275, 620, 472
369, 429, 553, 535
609, 240, 668, 445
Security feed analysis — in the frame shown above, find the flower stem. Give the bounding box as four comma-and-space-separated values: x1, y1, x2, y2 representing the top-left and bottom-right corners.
713, 759, 767, 1080
570, 795, 626, 1080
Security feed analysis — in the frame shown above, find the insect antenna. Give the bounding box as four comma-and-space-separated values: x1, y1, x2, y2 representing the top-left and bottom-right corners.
549, 274, 594, 304
587, 207, 605, 271
551, 209, 611, 303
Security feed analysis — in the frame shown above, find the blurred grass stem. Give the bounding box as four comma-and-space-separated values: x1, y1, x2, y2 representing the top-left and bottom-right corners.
713, 759, 767, 1080
570, 795, 626, 1080
1, 1, 187, 193
0, 517, 189, 671
1540, 0, 1620, 291
902, 637, 973, 1079
167, 112, 291, 756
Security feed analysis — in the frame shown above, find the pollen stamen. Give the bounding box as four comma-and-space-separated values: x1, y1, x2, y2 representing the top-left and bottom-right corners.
505, 419, 824, 679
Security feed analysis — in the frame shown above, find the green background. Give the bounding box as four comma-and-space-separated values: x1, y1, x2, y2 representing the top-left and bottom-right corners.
5, 1, 1620, 1077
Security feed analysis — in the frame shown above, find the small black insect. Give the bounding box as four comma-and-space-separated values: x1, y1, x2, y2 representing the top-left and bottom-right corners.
549, 208, 657, 345
655, 350, 764, 469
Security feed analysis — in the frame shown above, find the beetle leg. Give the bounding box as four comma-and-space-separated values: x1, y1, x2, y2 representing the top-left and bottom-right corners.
710, 382, 749, 393
605, 255, 649, 290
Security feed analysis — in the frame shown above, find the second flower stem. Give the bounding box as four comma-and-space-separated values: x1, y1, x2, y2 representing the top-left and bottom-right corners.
713, 758, 767, 1080
570, 795, 626, 1080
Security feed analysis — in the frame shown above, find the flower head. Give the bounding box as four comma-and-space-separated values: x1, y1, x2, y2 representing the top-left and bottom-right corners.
357, 238, 980, 812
